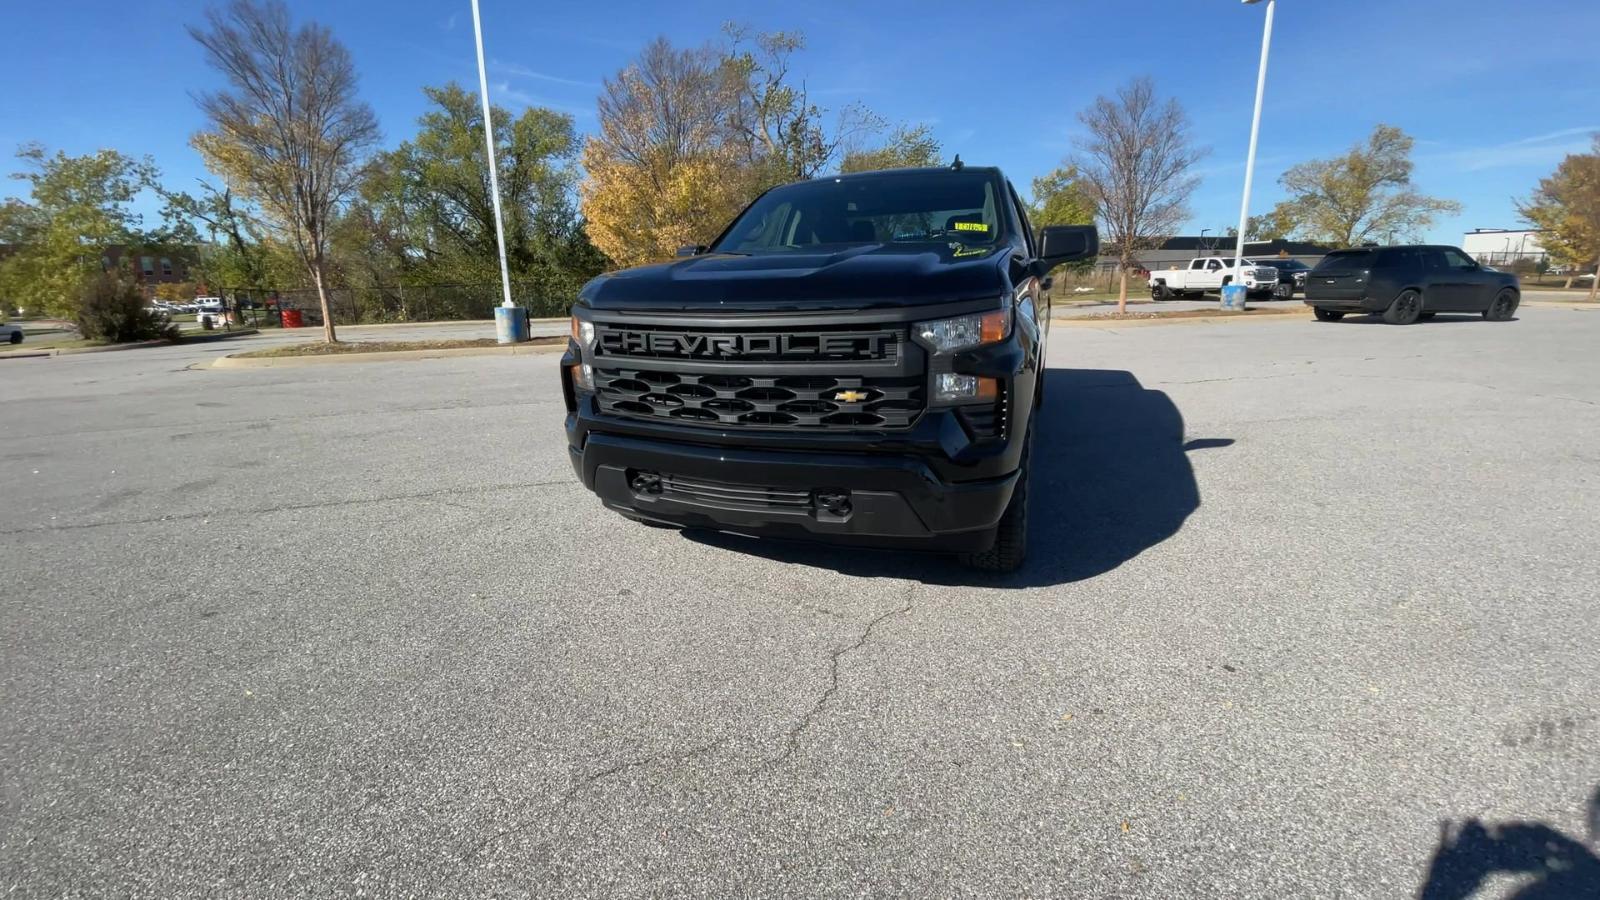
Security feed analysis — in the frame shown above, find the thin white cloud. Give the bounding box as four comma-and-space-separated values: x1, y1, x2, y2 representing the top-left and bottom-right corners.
1432, 127, 1598, 172
443, 13, 456, 31
490, 60, 599, 89
489, 82, 593, 118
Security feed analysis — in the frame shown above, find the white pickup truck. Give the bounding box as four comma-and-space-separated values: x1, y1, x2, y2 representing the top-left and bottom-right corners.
1148, 257, 1281, 300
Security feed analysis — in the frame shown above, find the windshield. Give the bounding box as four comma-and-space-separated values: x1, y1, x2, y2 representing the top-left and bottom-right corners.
711, 171, 1002, 253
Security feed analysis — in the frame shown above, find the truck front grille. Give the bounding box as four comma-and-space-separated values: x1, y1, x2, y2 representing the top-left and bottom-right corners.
594, 368, 923, 430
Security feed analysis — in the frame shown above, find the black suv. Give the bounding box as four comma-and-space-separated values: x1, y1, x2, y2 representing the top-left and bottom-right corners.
561, 165, 1098, 572
1304, 245, 1520, 324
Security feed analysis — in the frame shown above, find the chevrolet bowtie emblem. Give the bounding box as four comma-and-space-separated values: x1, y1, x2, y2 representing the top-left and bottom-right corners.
834, 390, 869, 403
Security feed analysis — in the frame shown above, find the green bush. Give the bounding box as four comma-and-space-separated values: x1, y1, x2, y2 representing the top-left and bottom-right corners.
75, 272, 179, 342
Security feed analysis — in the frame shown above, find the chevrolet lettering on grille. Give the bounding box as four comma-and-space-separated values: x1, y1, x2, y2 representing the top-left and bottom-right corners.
598, 329, 892, 361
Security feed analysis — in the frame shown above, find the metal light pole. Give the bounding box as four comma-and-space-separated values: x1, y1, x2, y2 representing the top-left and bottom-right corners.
1232, 0, 1276, 277
470, 0, 512, 309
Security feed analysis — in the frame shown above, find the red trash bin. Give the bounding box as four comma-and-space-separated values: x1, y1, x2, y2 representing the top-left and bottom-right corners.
281, 309, 304, 328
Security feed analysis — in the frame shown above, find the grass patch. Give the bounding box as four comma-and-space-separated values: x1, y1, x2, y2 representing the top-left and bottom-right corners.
5, 336, 111, 352
232, 336, 562, 358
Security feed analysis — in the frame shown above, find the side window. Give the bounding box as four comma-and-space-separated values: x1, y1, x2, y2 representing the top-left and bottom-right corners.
1190, 259, 1205, 270
1206, 259, 1223, 271
1442, 248, 1476, 270
1006, 182, 1035, 256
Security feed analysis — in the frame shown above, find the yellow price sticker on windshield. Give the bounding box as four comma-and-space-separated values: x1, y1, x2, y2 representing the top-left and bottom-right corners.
953, 221, 989, 232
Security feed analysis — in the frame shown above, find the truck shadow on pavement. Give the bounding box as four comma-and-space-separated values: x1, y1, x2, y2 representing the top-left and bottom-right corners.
684, 367, 1228, 588
1416, 785, 1600, 899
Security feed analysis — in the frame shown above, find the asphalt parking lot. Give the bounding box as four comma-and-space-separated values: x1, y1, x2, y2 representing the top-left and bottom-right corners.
3, 307, 1598, 897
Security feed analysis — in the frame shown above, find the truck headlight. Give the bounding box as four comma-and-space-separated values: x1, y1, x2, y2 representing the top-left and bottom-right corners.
914, 305, 1009, 404
569, 315, 595, 390
913, 307, 1010, 353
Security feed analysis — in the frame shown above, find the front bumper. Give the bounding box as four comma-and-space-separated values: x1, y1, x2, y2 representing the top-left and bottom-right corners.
569, 430, 1015, 551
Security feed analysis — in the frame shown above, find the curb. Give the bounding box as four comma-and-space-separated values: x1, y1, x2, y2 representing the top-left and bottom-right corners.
1053, 309, 1308, 327
333, 317, 568, 330
209, 340, 565, 368
0, 329, 262, 360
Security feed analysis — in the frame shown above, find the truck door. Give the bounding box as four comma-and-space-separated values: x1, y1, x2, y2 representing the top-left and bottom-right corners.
1203, 258, 1224, 290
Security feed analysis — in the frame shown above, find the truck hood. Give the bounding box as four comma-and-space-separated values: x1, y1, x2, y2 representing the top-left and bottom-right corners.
577, 243, 1010, 313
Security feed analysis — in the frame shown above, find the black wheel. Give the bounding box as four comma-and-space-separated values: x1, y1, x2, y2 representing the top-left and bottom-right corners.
1484, 289, 1519, 321
1151, 282, 1172, 301
7, 330, 20, 344
1312, 307, 1345, 322
1382, 289, 1423, 325
959, 427, 1031, 573
1273, 282, 1294, 300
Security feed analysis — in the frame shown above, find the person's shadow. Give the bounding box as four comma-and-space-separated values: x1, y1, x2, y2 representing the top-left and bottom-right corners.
683, 367, 1229, 588
1417, 786, 1600, 899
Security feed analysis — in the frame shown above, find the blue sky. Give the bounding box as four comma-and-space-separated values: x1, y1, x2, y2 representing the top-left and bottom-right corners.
4, 0, 1598, 244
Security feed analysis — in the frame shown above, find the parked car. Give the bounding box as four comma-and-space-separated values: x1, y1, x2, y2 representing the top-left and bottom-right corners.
1149, 256, 1280, 300
1, 321, 23, 345
562, 163, 1098, 572
193, 298, 226, 328
1254, 258, 1311, 298
1304, 245, 1520, 324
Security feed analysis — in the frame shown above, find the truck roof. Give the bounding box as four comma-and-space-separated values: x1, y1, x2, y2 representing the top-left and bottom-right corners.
816, 165, 1003, 183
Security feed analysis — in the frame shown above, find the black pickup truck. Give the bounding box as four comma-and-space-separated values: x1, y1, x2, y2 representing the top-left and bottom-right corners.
560, 164, 1097, 572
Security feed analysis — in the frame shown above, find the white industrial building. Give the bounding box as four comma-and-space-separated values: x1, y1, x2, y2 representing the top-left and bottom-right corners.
1462, 228, 1546, 265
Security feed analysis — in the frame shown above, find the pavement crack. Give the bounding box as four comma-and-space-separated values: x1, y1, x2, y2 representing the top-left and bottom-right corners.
461, 735, 727, 865
743, 584, 916, 776
0, 479, 577, 536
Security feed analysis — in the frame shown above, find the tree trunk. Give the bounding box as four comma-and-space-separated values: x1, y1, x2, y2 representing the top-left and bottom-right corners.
1117, 267, 1128, 315
311, 262, 338, 343
1590, 262, 1599, 303
1564, 275, 1575, 289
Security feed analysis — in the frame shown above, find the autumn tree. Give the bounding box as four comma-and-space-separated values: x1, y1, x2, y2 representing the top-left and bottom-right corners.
1262, 125, 1459, 249
0, 145, 156, 317
188, 0, 379, 342
839, 125, 942, 174
582, 27, 933, 267
1071, 78, 1207, 313
1518, 134, 1600, 300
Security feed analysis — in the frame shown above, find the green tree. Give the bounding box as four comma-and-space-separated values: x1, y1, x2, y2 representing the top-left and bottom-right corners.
347, 83, 607, 318
189, 0, 380, 342
1517, 135, 1600, 301
1029, 164, 1096, 228
1263, 125, 1460, 248
0, 144, 155, 317
840, 125, 942, 174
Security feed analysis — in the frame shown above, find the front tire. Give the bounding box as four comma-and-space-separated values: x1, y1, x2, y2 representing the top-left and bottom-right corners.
1484, 289, 1518, 321
7, 331, 20, 345
1383, 289, 1423, 325
959, 428, 1031, 573
1273, 282, 1294, 300
1312, 307, 1345, 322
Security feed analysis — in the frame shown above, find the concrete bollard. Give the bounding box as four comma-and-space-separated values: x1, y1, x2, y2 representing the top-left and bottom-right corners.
1220, 284, 1248, 312
494, 305, 530, 344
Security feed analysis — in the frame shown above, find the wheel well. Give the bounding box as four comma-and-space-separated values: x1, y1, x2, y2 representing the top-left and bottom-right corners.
1221, 275, 1232, 285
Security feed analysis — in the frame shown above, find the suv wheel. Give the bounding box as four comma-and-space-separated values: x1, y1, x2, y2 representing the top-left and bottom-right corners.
1273, 282, 1294, 300
7, 330, 21, 344
1484, 289, 1518, 321
1383, 289, 1423, 325
1312, 307, 1344, 322
959, 426, 1032, 573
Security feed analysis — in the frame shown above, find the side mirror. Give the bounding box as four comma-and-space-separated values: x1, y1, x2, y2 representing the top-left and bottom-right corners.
1037, 225, 1099, 270
676, 244, 708, 258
